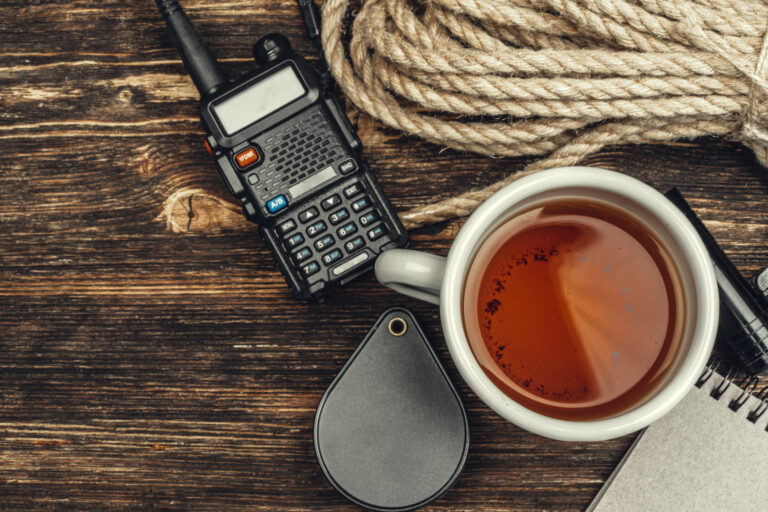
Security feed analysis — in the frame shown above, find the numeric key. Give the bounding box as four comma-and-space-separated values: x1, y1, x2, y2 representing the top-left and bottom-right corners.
292, 247, 312, 263
302, 261, 320, 277
322, 249, 343, 265
329, 208, 350, 225
359, 211, 380, 227
285, 232, 304, 249
307, 220, 327, 237
344, 236, 365, 253
314, 234, 334, 251
337, 222, 358, 239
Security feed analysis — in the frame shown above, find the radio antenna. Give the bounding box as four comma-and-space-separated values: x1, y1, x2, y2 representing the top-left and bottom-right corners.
296, 0, 334, 93
155, 0, 227, 97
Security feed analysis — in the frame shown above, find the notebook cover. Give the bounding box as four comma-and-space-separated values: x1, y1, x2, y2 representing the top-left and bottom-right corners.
587, 371, 768, 512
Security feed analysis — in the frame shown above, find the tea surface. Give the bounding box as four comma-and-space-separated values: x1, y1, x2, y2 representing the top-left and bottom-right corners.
463, 200, 684, 420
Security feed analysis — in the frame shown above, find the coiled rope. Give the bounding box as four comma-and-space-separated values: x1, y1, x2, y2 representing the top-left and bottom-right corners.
321, 0, 768, 229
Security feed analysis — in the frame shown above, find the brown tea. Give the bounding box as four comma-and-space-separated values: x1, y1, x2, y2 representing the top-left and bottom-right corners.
462, 200, 685, 421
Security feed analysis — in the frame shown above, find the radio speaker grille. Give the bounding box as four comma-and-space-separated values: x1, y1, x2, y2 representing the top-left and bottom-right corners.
255, 105, 344, 201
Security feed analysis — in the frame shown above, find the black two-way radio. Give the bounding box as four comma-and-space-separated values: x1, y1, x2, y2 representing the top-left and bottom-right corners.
154, 0, 408, 302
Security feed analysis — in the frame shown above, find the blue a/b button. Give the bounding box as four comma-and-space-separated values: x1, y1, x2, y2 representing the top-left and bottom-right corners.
267, 195, 287, 213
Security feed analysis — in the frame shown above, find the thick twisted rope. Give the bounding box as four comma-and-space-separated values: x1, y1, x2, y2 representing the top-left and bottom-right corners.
320, 0, 768, 229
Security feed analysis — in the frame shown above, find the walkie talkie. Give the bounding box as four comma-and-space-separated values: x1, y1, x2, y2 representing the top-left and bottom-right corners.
154, 0, 408, 302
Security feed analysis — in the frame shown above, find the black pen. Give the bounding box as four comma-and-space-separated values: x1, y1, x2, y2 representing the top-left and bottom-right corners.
665, 188, 768, 374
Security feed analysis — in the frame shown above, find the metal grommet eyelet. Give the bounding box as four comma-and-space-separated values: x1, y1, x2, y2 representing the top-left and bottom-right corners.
388, 317, 407, 337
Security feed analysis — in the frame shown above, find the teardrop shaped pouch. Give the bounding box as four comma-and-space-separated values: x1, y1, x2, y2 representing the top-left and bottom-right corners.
314, 308, 469, 511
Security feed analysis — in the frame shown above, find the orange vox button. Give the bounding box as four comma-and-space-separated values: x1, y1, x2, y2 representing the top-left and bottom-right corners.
235, 147, 259, 168
204, 139, 214, 155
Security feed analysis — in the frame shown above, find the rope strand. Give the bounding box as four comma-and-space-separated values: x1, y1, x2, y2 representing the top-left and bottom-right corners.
321, 0, 768, 229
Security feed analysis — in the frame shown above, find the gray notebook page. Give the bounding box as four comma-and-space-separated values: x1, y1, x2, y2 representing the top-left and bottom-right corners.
588, 371, 768, 512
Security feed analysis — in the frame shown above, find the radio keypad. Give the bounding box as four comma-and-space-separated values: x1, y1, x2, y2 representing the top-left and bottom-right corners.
276, 179, 397, 286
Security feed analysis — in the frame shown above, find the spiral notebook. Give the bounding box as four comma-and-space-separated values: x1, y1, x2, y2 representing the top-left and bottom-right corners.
587, 365, 768, 512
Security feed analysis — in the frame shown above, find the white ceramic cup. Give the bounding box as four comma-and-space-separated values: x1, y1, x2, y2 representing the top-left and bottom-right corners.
375, 166, 718, 441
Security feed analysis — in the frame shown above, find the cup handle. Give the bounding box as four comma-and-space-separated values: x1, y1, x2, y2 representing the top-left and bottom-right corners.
374, 249, 446, 305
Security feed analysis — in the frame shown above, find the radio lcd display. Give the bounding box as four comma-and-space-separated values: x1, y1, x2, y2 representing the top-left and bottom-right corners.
213, 65, 306, 135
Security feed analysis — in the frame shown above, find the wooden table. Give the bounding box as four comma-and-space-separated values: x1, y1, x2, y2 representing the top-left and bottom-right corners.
1, 1, 766, 510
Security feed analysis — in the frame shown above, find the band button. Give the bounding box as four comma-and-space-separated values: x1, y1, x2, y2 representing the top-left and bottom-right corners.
339, 159, 357, 175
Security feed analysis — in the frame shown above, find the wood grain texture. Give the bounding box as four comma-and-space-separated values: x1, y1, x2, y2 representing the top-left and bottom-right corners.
1, 1, 767, 510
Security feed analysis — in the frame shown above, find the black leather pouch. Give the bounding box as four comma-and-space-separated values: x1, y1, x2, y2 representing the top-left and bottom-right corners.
314, 308, 469, 511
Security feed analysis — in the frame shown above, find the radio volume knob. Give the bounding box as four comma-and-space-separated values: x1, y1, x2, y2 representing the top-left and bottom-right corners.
253, 34, 292, 65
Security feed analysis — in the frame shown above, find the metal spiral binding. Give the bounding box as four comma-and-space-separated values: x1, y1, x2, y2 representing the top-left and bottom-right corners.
695, 358, 720, 388
710, 367, 736, 399
747, 385, 768, 424
729, 375, 759, 412
697, 359, 768, 428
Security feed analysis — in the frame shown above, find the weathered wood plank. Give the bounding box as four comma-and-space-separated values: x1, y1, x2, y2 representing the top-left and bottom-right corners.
1, 0, 767, 510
